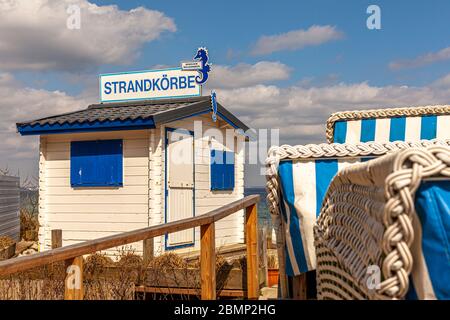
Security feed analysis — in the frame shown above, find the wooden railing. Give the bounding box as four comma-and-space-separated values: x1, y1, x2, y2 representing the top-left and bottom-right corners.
0, 195, 260, 300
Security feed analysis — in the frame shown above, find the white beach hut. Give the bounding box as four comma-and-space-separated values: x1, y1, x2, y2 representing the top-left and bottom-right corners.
16, 96, 249, 255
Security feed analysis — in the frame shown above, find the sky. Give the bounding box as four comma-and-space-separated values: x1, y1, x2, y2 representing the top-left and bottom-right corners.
1, 0, 450, 186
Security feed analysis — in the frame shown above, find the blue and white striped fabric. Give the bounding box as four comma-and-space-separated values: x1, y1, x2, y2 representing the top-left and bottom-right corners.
278, 156, 450, 299
278, 157, 360, 276
407, 180, 450, 300
333, 115, 450, 143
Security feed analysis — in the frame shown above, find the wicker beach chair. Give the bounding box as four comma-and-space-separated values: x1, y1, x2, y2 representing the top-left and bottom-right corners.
265, 140, 450, 298
326, 105, 450, 144
314, 145, 450, 300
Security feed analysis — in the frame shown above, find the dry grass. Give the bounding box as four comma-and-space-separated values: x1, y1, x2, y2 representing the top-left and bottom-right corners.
0, 236, 14, 249
0, 247, 247, 300
19, 209, 39, 241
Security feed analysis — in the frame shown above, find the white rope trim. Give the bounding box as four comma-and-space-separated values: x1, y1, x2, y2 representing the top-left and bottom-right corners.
326, 105, 450, 143
266, 139, 450, 219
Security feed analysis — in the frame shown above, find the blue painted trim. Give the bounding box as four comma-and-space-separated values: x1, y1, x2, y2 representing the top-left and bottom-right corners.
17, 108, 244, 137
162, 109, 242, 132
18, 118, 155, 136
163, 110, 247, 139
164, 127, 196, 251
71, 183, 123, 187
99, 67, 202, 103
217, 111, 239, 129
165, 126, 195, 135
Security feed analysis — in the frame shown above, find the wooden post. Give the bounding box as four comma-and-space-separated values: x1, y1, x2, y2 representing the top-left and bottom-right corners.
143, 238, 154, 265
200, 222, 216, 300
261, 227, 269, 287
64, 256, 84, 300
273, 215, 289, 298
292, 274, 307, 300
51, 229, 62, 249
245, 203, 259, 299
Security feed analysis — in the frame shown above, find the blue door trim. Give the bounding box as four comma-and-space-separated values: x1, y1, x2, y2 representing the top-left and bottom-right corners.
164, 127, 196, 250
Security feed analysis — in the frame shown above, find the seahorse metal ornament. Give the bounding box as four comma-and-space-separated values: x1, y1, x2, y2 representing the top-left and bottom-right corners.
193, 47, 211, 85
210, 90, 218, 122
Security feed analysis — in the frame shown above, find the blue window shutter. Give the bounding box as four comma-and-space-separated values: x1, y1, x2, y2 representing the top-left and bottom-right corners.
210, 149, 216, 190
211, 149, 223, 190
224, 151, 235, 190
223, 151, 230, 189
210, 149, 235, 191
210, 150, 216, 190
71, 140, 123, 187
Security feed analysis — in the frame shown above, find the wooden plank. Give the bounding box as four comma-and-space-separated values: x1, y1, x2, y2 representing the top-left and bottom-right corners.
260, 228, 269, 287
274, 215, 289, 298
135, 286, 245, 298
245, 203, 259, 299
143, 238, 154, 265
51, 229, 62, 249
44, 221, 149, 232
64, 256, 83, 300
0, 195, 260, 277
46, 203, 148, 214
46, 175, 148, 187
143, 268, 245, 290
45, 194, 148, 205
200, 222, 216, 300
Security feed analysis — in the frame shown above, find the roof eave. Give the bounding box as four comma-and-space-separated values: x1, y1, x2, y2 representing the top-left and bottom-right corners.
16, 118, 156, 136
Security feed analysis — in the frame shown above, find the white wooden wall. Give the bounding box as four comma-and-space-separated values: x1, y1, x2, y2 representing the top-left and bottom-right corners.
39, 114, 245, 256
39, 130, 150, 254
154, 113, 245, 254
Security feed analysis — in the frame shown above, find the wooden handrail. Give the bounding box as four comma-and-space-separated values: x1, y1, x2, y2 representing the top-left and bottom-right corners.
0, 194, 260, 300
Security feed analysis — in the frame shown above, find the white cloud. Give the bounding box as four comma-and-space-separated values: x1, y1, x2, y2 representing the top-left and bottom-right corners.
431, 73, 450, 88
217, 77, 450, 145
3, 70, 450, 184
208, 61, 290, 88
389, 46, 450, 70
0, 73, 90, 177
251, 25, 344, 56
0, 0, 176, 71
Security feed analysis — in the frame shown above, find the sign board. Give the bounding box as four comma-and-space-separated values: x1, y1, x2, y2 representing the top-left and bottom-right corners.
99, 68, 201, 103
181, 61, 203, 71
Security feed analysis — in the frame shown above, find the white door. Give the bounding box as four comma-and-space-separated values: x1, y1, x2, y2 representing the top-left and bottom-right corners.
165, 129, 195, 248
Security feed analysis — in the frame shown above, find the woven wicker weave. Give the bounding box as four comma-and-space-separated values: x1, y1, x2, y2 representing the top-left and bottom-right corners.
265, 139, 450, 299
314, 145, 450, 300
325, 105, 450, 143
